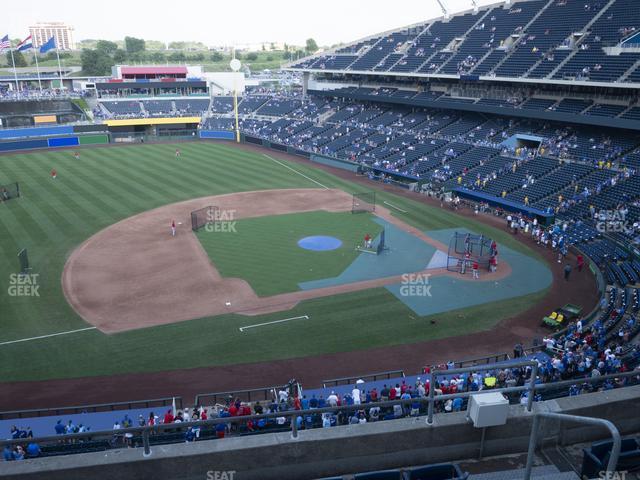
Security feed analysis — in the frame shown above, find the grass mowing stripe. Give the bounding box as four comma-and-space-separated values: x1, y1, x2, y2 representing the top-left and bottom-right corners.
0, 157, 79, 241
127, 147, 232, 199
32, 154, 127, 221
13, 153, 112, 229
67, 150, 166, 209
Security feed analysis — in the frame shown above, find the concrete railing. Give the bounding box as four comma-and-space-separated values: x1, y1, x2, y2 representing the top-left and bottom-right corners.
3, 366, 638, 459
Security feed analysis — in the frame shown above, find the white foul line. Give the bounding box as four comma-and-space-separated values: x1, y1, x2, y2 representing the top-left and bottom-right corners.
383, 201, 408, 213
239, 315, 309, 332
263, 154, 329, 190
0, 327, 97, 346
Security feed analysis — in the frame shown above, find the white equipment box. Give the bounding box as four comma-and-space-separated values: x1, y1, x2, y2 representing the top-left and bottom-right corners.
467, 391, 509, 428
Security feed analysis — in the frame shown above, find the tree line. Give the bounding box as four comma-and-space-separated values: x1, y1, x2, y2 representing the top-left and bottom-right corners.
80, 37, 320, 75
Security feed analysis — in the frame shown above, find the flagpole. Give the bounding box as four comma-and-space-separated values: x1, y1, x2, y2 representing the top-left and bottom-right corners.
9, 47, 19, 93
33, 50, 42, 94
55, 44, 64, 90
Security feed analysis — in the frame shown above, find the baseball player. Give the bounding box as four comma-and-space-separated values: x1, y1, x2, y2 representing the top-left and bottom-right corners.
74, 151, 80, 160
175, 149, 181, 159
171, 220, 176, 237
51, 168, 57, 180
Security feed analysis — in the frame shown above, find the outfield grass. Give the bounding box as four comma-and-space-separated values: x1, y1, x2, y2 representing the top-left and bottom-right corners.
195, 211, 383, 296
0, 142, 550, 381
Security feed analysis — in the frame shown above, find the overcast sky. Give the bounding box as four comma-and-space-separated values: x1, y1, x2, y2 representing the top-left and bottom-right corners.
5, 0, 498, 47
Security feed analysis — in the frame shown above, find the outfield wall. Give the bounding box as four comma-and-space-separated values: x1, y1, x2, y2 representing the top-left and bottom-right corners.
0, 124, 110, 153
0, 134, 109, 153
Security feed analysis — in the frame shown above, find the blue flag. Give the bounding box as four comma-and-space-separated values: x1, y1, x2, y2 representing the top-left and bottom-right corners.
39, 37, 56, 53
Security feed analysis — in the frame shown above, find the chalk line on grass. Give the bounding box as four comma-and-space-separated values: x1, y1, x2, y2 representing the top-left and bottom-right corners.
263, 154, 329, 190
239, 315, 310, 332
0, 327, 97, 346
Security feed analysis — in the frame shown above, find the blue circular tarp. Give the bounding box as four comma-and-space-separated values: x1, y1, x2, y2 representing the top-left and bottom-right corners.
297, 236, 342, 251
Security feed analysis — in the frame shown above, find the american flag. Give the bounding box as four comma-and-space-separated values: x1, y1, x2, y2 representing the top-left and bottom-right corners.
0, 35, 10, 52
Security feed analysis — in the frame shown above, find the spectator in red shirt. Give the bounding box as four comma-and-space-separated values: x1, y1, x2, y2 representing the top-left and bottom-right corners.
370, 388, 378, 402
388, 387, 397, 400
163, 409, 174, 424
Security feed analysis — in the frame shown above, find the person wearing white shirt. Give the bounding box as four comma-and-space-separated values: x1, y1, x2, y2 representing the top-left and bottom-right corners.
352, 386, 362, 405
327, 391, 339, 407
278, 389, 289, 403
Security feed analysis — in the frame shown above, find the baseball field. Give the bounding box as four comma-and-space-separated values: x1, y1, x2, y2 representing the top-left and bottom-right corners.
0, 142, 556, 387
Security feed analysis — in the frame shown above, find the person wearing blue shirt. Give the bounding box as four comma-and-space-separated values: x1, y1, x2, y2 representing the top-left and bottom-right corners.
452, 397, 464, 411
54, 420, 65, 435
26, 443, 40, 458
3, 446, 13, 461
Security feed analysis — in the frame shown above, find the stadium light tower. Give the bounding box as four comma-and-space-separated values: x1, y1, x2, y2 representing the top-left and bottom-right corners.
230, 56, 242, 143
436, 0, 450, 19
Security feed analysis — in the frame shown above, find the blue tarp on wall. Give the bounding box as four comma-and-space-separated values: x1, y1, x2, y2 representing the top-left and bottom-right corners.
0, 126, 73, 140
0, 139, 48, 151
48, 136, 80, 147
199, 130, 235, 140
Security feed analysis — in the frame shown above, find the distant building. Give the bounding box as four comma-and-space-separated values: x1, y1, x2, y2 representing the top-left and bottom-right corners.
29, 22, 75, 51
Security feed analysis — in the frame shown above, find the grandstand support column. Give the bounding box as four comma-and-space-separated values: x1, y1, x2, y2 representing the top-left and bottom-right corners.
526, 362, 538, 412
426, 370, 435, 425
302, 72, 310, 99
142, 428, 152, 457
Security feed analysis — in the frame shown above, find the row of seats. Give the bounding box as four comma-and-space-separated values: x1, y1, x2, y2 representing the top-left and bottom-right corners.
291, 0, 640, 84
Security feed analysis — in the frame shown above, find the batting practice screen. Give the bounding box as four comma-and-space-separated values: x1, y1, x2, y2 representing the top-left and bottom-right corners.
0, 182, 20, 202
18, 248, 29, 274
190, 206, 219, 231
446, 232, 494, 272
352, 192, 376, 214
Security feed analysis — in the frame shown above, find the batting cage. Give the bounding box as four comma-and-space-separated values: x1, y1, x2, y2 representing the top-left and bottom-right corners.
446, 232, 494, 273
352, 192, 376, 214
190, 206, 219, 231
0, 182, 20, 202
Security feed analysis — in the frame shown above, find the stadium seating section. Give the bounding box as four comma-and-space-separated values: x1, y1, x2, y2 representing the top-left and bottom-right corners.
289, 0, 640, 84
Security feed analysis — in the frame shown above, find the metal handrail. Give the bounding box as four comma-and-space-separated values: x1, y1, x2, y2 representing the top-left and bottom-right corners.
194, 385, 289, 407
0, 397, 182, 421
524, 412, 621, 480
1, 369, 638, 460
321, 370, 405, 388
